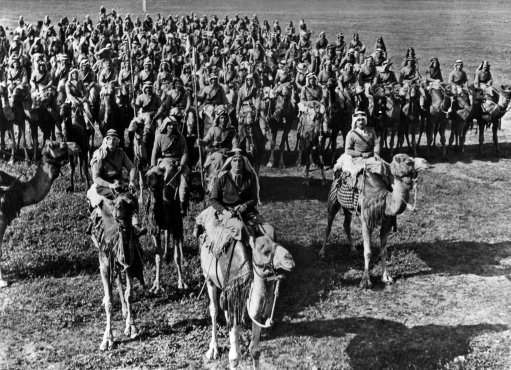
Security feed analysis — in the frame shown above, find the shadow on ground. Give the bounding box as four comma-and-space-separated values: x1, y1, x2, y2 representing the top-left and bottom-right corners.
272, 317, 507, 369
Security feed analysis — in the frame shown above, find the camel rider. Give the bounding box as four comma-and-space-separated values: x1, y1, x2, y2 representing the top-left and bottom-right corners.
474, 60, 493, 96
358, 56, 377, 96
318, 60, 335, 89
30, 57, 54, 106
294, 62, 308, 93
98, 59, 116, 90
198, 73, 229, 106
399, 57, 421, 86
333, 111, 384, 186
236, 73, 259, 124
275, 60, 293, 86
373, 60, 397, 86
7, 55, 28, 97
300, 73, 323, 103
338, 62, 357, 91
65, 68, 94, 124
135, 81, 161, 148
339, 48, 357, 70
426, 57, 443, 87
135, 57, 156, 91
315, 31, 328, 52
348, 33, 366, 63
88, 129, 144, 235
118, 58, 132, 91
154, 77, 191, 124
448, 59, 468, 96
151, 115, 190, 215
209, 148, 262, 233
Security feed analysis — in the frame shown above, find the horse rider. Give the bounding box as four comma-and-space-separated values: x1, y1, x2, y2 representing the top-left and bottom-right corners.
151, 115, 190, 215
97, 58, 117, 90
197, 73, 229, 107
135, 81, 161, 148
87, 129, 144, 234
65, 68, 94, 125
333, 110, 384, 186
447, 59, 468, 97
7, 54, 28, 98
199, 105, 237, 163
338, 62, 357, 92
135, 57, 156, 93
209, 147, 262, 234
339, 48, 357, 70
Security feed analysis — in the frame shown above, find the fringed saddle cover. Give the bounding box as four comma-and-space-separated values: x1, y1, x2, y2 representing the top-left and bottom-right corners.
334, 172, 359, 211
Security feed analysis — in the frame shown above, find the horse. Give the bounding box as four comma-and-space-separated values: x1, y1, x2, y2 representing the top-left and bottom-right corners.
296, 100, 327, 184
99, 83, 127, 142
370, 84, 401, 155
322, 81, 350, 166
445, 86, 480, 153
8, 85, 31, 162
89, 192, 145, 351
27, 87, 57, 161
198, 218, 294, 369
145, 165, 187, 294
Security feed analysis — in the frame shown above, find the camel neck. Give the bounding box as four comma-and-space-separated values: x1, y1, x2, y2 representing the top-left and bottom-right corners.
21, 162, 58, 206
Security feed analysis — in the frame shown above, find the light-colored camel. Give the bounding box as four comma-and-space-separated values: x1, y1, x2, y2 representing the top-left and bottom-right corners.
90, 192, 145, 351
199, 222, 294, 369
0, 141, 70, 288
320, 154, 429, 288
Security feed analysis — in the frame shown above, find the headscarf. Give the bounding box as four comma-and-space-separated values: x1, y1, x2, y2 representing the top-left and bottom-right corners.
220, 150, 261, 205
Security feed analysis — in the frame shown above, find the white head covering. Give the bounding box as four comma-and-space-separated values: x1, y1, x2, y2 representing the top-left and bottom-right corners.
220, 149, 261, 205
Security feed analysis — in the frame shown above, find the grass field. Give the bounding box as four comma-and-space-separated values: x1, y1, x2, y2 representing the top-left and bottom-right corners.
1, 127, 511, 369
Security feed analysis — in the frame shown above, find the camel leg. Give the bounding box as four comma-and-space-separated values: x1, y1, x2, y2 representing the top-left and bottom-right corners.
319, 198, 340, 259
205, 281, 219, 360
123, 273, 138, 339
228, 321, 241, 369
7, 127, 15, 164
438, 121, 447, 158
0, 221, 8, 288
359, 218, 373, 289
380, 219, 393, 285
116, 274, 128, 318
19, 122, 29, 162
249, 321, 262, 370
278, 128, 289, 169
99, 253, 114, 351
344, 209, 356, 255
150, 233, 164, 294
266, 130, 277, 168
67, 155, 76, 192
478, 120, 485, 154
174, 236, 188, 290
493, 121, 500, 156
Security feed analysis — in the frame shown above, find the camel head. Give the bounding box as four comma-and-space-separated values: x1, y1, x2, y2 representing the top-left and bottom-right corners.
390, 153, 430, 182
112, 193, 137, 225
249, 235, 295, 277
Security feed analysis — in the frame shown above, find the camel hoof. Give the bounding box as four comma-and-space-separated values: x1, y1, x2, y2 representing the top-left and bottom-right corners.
177, 281, 189, 290
125, 325, 139, 339
205, 346, 219, 360
382, 273, 394, 285
318, 247, 327, 260
149, 283, 165, 295
0, 279, 9, 288
266, 161, 273, 168
359, 276, 373, 289
100, 338, 114, 351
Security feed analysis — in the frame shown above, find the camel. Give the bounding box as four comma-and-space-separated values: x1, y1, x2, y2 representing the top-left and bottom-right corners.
145, 166, 187, 294
197, 213, 295, 369
0, 141, 70, 288
320, 154, 429, 288
89, 192, 145, 351
473, 85, 511, 155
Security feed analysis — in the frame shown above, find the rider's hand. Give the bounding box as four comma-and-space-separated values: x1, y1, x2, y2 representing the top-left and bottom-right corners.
374, 153, 381, 160
235, 204, 248, 214
223, 210, 233, 219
